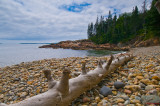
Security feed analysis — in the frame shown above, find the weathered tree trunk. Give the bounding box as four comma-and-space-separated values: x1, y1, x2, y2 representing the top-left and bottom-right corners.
0, 53, 133, 106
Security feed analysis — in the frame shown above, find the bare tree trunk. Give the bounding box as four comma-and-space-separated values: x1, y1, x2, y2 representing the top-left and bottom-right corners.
0, 53, 133, 106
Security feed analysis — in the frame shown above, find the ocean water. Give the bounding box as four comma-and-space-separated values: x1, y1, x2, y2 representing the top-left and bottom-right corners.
0, 43, 122, 67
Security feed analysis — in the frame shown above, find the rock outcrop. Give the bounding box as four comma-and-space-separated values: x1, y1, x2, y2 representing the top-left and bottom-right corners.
39, 39, 129, 51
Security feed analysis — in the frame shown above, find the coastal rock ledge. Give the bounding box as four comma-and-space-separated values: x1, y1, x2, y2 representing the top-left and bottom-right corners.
39, 39, 129, 51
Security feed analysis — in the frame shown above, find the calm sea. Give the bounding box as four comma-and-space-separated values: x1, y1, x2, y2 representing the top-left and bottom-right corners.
0, 43, 122, 67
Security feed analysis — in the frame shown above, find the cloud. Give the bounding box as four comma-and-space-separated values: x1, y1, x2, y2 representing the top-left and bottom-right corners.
0, 0, 152, 42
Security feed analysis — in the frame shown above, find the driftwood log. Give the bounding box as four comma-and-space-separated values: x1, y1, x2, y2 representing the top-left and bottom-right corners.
0, 53, 133, 106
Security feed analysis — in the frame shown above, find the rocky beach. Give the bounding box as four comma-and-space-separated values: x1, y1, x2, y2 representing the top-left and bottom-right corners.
0, 46, 160, 105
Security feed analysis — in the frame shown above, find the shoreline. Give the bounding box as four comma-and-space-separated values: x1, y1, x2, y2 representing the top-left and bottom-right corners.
0, 46, 160, 105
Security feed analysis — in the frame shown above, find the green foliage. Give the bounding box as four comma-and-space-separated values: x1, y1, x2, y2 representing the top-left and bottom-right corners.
87, 0, 160, 44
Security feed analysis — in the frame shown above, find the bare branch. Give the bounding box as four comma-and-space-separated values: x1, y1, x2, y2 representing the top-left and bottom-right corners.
98, 60, 103, 69
105, 54, 114, 70
57, 68, 70, 98
43, 70, 57, 89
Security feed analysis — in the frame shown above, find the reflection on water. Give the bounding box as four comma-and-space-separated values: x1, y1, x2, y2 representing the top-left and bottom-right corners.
86, 50, 123, 57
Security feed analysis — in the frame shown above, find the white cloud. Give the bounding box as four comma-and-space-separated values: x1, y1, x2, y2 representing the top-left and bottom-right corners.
0, 0, 152, 42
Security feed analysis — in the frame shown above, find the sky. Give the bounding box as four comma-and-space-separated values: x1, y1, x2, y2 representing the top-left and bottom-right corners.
0, 0, 152, 42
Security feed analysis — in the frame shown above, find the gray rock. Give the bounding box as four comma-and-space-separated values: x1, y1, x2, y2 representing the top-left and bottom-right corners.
141, 95, 160, 105
114, 81, 125, 89
140, 83, 146, 89
13, 96, 18, 101
149, 89, 158, 95
14, 78, 21, 81
120, 95, 129, 100
99, 86, 112, 97
145, 85, 154, 91
135, 96, 141, 101
124, 100, 130, 105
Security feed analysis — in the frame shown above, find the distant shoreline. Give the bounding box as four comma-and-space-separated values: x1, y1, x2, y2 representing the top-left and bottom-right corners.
20, 43, 52, 44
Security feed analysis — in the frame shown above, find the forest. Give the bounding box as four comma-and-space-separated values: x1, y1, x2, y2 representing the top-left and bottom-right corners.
87, 0, 160, 44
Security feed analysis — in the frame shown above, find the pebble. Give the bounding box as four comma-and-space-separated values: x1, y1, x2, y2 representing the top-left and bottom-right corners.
116, 98, 125, 103
114, 81, 125, 89
99, 86, 112, 97
95, 97, 100, 103
124, 100, 130, 105
124, 89, 132, 94
141, 95, 160, 105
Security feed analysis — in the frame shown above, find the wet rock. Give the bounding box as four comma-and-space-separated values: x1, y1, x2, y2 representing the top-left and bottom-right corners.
114, 81, 125, 89
99, 86, 112, 97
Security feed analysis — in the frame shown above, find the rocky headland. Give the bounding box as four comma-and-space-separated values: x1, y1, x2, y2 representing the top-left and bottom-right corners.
39, 37, 160, 52
0, 46, 160, 105
39, 39, 129, 51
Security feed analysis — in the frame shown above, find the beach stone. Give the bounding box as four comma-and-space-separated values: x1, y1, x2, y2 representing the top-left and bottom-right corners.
124, 100, 130, 105
99, 86, 112, 97
116, 98, 125, 103
141, 95, 160, 105
136, 76, 144, 80
125, 85, 140, 91
82, 96, 90, 103
140, 83, 146, 89
119, 95, 129, 100
112, 91, 117, 96
130, 99, 140, 104
101, 100, 108, 105
124, 89, 132, 94
135, 96, 141, 101
95, 97, 100, 103
145, 85, 156, 91
91, 103, 97, 106
20, 92, 28, 98
97, 102, 102, 106
114, 81, 125, 89
14, 78, 21, 81
13, 96, 18, 101
148, 89, 158, 95
141, 79, 152, 85
152, 76, 160, 81
0, 94, 4, 99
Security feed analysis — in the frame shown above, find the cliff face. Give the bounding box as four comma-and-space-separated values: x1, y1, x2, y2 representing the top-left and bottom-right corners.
39, 39, 129, 51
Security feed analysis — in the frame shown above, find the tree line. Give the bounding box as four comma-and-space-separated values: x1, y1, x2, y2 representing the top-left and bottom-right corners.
87, 0, 160, 44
